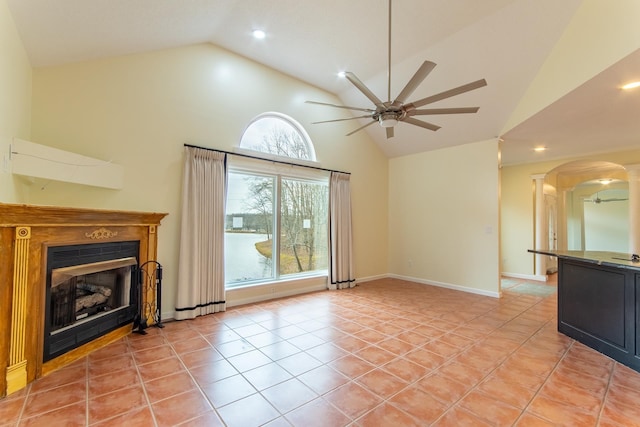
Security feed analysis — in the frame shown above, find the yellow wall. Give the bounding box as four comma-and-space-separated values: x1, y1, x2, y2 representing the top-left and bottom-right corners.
0, 0, 31, 202
500, 148, 640, 277
389, 139, 500, 296
27, 43, 388, 315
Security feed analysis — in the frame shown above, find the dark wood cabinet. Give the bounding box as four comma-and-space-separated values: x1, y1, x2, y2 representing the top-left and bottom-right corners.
558, 259, 639, 372
636, 274, 640, 359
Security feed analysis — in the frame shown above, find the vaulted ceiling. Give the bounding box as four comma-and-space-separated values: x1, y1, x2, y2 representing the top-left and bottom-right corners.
6, 0, 640, 164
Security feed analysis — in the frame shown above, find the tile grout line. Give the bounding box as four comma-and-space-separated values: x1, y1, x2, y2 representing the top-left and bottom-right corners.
85, 357, 89, 427
174, 320, 255, 426
148, 290, 536, 421
215, 288, 548, 422
15, 381, 31, 426
506, 326, 574, 426
13, 277, 634, 427
427, 298, 558, 425
337, 293, 523, 425
593, 356, 617, 427
127, 335, 160, 427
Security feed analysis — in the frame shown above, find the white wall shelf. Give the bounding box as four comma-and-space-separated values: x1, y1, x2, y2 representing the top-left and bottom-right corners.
10, 138, 123, 190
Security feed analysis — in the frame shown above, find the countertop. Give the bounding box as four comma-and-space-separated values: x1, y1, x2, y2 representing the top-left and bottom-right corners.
528, 249, 640, 270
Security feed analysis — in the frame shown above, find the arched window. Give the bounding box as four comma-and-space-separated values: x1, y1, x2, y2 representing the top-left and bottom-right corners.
239, 112, 316, 162
226, 113, 328, 288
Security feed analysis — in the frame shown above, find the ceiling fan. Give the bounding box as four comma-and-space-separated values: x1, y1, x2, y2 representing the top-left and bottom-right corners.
306, 0, 487, 139
583, 192, 628, 204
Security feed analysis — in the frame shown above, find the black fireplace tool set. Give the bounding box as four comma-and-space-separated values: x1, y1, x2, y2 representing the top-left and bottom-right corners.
133, 260, 164, 334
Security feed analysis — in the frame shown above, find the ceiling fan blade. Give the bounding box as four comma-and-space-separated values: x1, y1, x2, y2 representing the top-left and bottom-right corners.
344, 72, 385, 109
305, 100, 375, 113
386, 126, 394, 139
346, 120, 377, 136
312, 115, 373, 124
392, 61, 437, 107
408, 107, 480, 115
407, 79, 487, 109
403, 117, 441, 131
602, 198, 629, 202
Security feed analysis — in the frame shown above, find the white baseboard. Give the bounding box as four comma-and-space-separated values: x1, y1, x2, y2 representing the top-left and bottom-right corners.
354, 273, 388, 284
501, 272, 548, 282
387, 273, 501, 298
161, 311, 175, 322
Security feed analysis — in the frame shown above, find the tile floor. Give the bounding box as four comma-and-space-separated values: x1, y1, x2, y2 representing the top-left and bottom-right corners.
2, 277, 640, 426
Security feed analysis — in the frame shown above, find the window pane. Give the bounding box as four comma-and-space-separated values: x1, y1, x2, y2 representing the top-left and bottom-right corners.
225, 172, 275, 284
279, 178, 329, 275
240, 115, 313, 160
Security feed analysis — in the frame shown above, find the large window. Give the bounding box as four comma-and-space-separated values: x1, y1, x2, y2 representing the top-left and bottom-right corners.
225, 113, 328, 288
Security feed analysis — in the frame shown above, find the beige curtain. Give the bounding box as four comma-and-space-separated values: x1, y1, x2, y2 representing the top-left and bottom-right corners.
175, 146, 226, 319
329, 172, 355, 289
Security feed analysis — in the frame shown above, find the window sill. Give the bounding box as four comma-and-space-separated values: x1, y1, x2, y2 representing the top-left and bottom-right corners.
226, 272, 327, 290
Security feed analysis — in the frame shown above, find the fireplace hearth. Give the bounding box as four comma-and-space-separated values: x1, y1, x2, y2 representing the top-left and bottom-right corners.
44, 241, 140, 361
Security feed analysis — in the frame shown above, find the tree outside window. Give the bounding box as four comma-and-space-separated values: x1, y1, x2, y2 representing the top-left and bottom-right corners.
225, 113, 328, 287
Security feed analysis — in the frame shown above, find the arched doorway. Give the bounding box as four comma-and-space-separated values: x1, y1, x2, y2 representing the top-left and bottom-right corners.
533, 160, 631, 277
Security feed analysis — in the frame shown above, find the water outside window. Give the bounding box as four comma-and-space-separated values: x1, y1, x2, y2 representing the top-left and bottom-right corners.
225, 172, 275, 283
224, 171, 328, 287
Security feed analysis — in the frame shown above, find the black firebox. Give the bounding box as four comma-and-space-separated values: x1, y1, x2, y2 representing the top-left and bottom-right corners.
44, 241, 139, 361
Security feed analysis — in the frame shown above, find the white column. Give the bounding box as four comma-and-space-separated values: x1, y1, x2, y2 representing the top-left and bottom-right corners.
625, 164, 640, 254
532, 174, 547, 278
557, 189, 568, 251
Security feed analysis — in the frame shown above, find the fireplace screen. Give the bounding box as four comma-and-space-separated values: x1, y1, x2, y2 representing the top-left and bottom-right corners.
50, 257, 137, 332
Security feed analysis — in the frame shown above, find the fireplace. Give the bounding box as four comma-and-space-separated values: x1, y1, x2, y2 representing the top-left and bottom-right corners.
44, 241, 140, 361
1, 203, 166, 397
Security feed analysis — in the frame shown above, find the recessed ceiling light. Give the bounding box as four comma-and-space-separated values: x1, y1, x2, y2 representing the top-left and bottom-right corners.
533, 146, 547, 152
337, 71, 346, 78
252, 29, 266, 39
622, 81, 640, 90
599, 178, 613, 185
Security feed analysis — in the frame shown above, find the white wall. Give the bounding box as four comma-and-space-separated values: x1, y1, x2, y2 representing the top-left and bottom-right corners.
27, 43, 389, 316
583, 189, 629, 252
388, 139, 500, 297
0, 0, 31, 203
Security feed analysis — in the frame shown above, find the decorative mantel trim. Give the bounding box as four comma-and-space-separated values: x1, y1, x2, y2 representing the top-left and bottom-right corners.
85, 227, 118, 239
6, 227, 30, 394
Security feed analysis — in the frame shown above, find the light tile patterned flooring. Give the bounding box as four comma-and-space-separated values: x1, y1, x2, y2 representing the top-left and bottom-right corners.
2, 277, 640, 426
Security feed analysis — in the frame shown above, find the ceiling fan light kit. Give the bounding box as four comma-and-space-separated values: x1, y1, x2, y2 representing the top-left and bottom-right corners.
379, 113, 399, 128
307, 0, 487, 139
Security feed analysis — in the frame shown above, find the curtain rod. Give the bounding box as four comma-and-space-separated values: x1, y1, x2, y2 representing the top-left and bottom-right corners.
184, 144, 350, 175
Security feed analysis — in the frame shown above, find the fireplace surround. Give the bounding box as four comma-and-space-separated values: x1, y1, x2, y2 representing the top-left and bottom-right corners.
0, 203, 166, 397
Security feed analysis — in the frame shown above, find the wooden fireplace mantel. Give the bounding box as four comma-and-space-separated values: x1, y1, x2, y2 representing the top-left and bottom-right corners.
0, 203, 166, 226
0, 203, 167, 397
